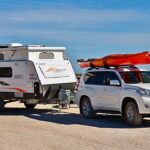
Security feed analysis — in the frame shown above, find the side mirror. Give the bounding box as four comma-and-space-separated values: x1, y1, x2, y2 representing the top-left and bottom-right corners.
110, 80, 120, 86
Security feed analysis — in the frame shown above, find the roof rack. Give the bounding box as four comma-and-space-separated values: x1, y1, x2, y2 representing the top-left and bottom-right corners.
87, 66, 111, 70
115, 65, 137, 69
87, 65, 138, 70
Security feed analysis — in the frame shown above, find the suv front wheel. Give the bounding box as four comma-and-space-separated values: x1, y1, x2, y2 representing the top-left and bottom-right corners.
125, 101, 142, 127
80, 97, 95, 118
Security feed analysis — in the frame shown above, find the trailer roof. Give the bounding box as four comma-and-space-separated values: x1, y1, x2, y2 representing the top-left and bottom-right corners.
0, 46, 27, 51
0, 43, 66, 51
28, 46, 66, 51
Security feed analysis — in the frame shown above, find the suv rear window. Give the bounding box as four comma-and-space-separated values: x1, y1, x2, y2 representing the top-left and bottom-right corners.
84, 71, 105, 85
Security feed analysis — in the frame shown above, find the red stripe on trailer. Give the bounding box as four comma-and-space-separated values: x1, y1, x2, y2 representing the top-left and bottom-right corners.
6, 88, 27, 93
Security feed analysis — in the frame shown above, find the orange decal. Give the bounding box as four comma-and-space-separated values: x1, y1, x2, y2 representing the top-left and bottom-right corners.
46, 68, 55, 72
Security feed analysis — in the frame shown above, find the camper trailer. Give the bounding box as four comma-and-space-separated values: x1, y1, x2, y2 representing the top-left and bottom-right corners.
0, 43, 76, 110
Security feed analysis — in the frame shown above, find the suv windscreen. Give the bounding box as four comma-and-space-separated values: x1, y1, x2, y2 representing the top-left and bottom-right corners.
119, 71, 150, 84
84, 71, 105, 85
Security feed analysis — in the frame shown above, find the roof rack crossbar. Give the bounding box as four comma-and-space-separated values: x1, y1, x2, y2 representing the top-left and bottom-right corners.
87, 65, 138, 70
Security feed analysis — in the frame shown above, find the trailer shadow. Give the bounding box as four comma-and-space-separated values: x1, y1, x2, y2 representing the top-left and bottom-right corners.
1, 107, 150, 129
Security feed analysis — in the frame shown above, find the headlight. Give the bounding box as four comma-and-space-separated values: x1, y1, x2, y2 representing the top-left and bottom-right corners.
139, 88, 150, 97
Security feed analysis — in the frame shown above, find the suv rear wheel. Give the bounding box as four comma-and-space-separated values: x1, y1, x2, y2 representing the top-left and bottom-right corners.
80, 97, 95, 118
125, 101, 142, 127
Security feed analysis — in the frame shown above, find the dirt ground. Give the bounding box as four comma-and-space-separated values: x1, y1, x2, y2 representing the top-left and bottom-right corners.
0, 102, 150, 150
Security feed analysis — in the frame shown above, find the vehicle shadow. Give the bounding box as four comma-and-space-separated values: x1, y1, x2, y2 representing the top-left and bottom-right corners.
1, 107, 150, 129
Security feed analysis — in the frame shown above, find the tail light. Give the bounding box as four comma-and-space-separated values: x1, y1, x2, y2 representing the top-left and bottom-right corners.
75, 78, 80, 91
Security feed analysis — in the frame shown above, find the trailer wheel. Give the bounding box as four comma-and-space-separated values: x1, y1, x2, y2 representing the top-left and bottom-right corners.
0, 99, 5, 111
24, 103, 36, 109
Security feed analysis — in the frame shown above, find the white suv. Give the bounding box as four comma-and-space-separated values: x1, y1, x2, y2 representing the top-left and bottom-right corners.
75, 66, 150, 126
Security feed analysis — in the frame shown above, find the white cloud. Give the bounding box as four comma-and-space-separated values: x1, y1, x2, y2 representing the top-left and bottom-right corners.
0, 7, 149, 50
0, 8, 148, 26
0, 27, 149, 48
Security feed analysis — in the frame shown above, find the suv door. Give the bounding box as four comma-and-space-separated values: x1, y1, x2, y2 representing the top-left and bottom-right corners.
84, 71, 105, 110
102, 71, 121, 111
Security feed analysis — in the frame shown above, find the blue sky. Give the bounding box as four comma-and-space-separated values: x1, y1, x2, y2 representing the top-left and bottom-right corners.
0, 0, 150, 72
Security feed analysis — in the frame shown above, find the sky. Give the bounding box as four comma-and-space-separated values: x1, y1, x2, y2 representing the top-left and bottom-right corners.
0, 0, 150, 72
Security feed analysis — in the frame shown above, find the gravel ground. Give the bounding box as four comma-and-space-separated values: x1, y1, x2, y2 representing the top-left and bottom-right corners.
0, 102, 150, 150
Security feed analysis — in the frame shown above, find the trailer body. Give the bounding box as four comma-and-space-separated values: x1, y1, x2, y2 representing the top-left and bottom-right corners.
0, 43, 76, 106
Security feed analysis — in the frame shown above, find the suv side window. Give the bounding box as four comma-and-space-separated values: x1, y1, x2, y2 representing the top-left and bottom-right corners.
104, 71, 120, 86
84, 71, 105, 85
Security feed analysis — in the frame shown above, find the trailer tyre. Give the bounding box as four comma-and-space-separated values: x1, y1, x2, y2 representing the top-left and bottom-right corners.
24, 103, 36, 109
0, 99, 5, 111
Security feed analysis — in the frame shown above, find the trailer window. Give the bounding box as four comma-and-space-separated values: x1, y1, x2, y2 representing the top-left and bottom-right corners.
39, 52, 54, 59
0, 53, 4, 60
0, 67, 12, 77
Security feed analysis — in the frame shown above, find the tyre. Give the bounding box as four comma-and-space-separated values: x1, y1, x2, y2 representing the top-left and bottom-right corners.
60, 104, 67, 109
0, 99, 5, 111
80, 97, 95, 118
24, 103, 36, 109
124, 101, 142, 127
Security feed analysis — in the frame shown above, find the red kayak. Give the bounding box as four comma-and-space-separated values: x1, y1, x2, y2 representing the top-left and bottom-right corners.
77, 51, 150, 68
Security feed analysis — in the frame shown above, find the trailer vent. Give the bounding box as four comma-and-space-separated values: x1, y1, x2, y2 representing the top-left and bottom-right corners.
39, 52, 54, 59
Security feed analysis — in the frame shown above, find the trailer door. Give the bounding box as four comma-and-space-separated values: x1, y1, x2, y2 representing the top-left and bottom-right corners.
33, 60, 76, 85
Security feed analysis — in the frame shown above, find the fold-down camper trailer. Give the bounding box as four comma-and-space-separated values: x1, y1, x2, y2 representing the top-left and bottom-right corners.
0, 43, 76, 109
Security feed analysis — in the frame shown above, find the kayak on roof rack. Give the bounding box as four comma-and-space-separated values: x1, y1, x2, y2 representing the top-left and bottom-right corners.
77, 51, 150, 68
